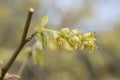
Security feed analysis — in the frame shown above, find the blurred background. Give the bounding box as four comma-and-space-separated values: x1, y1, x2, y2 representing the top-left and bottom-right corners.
0, 0, 120, 80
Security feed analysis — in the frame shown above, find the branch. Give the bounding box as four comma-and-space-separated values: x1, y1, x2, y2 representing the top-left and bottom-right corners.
25, 32, 37, 43
0, 8, 34, 80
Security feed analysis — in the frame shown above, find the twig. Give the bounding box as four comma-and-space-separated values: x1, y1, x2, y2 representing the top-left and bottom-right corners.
25, 32, 37, 43
0, 8, 34, 80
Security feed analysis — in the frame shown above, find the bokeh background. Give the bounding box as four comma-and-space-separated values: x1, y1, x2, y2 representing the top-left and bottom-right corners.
0, 0, 120, 80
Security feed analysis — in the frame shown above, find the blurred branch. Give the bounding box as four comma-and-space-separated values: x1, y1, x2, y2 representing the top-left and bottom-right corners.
0, 8, 35, 80
17, 52, 32, 76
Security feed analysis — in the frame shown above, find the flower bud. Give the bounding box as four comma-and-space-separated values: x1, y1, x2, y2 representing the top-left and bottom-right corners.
5, 73, 20, 79
60, 28, 69, 35
70, 36, 80, 43
83, 32, 95, 38
71, 30, 79, 34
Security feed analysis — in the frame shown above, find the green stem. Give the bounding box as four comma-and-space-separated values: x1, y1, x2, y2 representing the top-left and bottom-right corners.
42, 28, 59, 33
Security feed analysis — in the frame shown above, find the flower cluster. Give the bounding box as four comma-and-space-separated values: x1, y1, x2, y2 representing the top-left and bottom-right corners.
55, 28, 96, 53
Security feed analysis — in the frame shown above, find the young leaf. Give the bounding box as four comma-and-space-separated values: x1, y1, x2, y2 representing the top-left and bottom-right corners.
40, 32, 47, 51
32, 48, 43, 67
35, 15, 48, 32
36, 50, 43, 67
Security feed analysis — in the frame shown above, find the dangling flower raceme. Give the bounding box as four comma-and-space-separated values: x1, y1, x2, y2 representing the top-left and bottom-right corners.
35, 15, 97, 53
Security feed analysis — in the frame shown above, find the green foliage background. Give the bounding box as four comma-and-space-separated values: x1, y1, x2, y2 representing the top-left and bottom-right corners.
0, 0, 120, 80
